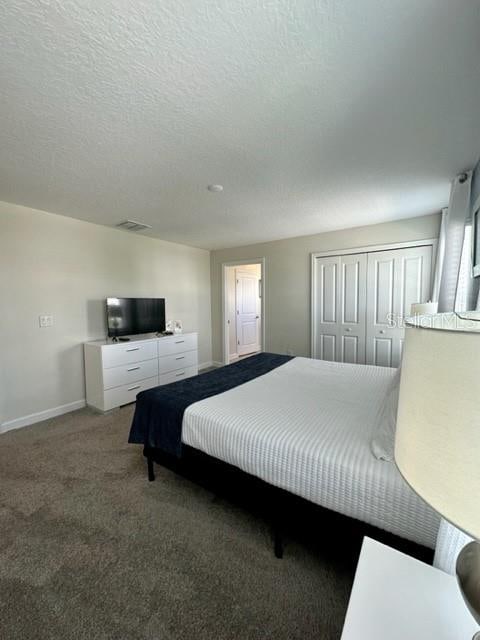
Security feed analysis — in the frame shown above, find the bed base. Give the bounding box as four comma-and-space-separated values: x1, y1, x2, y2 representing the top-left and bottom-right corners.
145, 445, 286, 558
144, 446, 431, 564
147, 455, 155, 482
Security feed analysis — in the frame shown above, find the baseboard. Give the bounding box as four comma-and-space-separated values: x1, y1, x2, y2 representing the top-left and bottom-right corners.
199, 361, 223, 370
0, 399, 86, 434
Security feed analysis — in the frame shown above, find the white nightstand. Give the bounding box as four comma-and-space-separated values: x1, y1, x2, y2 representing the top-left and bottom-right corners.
341, 537, 479, 640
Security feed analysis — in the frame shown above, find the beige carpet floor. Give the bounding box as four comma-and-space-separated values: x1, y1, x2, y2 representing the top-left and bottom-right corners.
0, 405, 357, 639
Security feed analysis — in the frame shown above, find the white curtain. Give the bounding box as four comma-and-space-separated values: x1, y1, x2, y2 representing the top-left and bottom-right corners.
433, 171, 478, 312
432, 171, 477, 574
434, 519, 473, 575
455, 222, 478, 311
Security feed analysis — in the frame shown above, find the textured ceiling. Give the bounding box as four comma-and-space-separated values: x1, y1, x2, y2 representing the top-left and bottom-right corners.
1, 1, 479, 250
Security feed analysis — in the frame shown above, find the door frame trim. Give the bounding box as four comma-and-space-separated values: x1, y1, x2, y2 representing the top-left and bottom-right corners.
311, 238, 438, 359
222, 258, 266, 366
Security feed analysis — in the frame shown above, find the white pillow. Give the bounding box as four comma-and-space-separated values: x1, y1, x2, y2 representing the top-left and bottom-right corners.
371, 367, 401, 461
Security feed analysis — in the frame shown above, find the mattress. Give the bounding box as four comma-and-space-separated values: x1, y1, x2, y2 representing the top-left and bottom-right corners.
182, 357, 440, 548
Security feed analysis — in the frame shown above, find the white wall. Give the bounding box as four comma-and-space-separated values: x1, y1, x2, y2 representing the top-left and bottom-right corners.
211, 214, 441, 363
0, 202, 212, 429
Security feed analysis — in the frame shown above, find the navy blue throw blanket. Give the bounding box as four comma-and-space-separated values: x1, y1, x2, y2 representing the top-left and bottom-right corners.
128, 352, 293, 457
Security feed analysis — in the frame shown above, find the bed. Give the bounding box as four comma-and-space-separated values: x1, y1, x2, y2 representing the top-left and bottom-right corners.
129, 354, 440, 550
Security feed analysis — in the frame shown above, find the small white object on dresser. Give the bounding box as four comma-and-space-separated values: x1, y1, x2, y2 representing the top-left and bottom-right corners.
341, 537, 478, 640
84, 332, 198, 412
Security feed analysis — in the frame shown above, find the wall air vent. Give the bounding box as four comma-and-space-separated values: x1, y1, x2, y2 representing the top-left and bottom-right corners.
115, 220, 152, 232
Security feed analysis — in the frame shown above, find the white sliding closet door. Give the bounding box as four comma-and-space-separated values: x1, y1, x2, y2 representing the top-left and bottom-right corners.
365, 245, 433, 367
312, 253, 366, 363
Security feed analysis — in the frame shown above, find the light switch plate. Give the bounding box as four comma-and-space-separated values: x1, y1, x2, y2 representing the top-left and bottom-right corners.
39, 315, 54, 328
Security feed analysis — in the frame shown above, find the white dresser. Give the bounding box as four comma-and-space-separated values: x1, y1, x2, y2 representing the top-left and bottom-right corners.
84, 332, 198, 412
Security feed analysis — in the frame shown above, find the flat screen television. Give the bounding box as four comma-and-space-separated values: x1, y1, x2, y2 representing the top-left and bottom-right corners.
106, 297, 166, 338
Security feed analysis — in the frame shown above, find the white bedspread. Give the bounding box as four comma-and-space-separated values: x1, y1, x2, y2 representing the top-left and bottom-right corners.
182, 357, 440, 548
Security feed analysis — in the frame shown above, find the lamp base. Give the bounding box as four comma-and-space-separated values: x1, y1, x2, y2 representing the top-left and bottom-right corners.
456, 541, 480, 638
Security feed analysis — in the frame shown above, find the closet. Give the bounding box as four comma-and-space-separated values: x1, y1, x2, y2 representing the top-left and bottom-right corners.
311, 243, 434, 367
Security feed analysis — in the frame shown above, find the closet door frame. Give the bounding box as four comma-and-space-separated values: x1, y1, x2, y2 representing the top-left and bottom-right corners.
311, 239, 438, 359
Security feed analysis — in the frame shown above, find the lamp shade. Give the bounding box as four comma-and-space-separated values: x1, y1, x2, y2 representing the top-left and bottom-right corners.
410, 301, 438, 315
395, 312, 480, 539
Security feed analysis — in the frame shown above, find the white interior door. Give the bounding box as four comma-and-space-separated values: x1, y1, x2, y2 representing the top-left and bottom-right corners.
338, 253, 367, 364
236, 269, 261, 356
366, 245, 433, 367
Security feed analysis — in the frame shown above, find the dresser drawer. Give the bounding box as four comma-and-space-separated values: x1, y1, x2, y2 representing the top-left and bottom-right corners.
159, 366, 198, 385
103, 376, 159, 411
103, 358, 158, 390
102, 340, 158, 368
157, 333, 197, 357
158, 350, 198, 375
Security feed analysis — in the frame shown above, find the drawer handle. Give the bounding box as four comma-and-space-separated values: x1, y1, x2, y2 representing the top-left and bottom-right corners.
175, 356, 185, 360
127, 385, 141, 391
126, 347, 140, 352
175, 340, 185, 344
127, 366, 140, 371
175, 371, 185, 377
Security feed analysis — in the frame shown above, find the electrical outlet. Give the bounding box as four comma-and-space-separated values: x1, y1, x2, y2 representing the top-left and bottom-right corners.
286, 348, 294, 356
39, 315, 54, 328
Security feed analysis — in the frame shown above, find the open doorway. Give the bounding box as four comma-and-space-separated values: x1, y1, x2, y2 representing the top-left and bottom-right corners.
222, 259, 265, 365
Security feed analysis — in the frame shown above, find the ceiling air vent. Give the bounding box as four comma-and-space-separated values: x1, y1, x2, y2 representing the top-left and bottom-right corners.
115, 220, 152, 232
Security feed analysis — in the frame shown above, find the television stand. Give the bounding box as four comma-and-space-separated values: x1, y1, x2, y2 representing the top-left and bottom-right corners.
84, 333, 199, 412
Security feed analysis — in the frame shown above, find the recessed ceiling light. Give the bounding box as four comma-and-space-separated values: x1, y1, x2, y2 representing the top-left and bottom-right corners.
207, 184, 224, 192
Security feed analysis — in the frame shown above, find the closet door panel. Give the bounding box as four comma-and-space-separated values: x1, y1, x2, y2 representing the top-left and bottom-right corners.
400, 254, 428, 319
373, 258, 395, 327
366, 254, 396, 367
338, 254, 367, 364
372, 337, 393, 368
313, 256, 340, 361
342, 335, 359, 363
320, 262, 337, 323
342, 261, 361, 324
366, 246, 433, 367
321, 334, 337, 362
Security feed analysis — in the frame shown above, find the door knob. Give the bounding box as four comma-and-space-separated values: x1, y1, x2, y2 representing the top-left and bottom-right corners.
379, 330, 386, 334
345, 328, 352, 332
